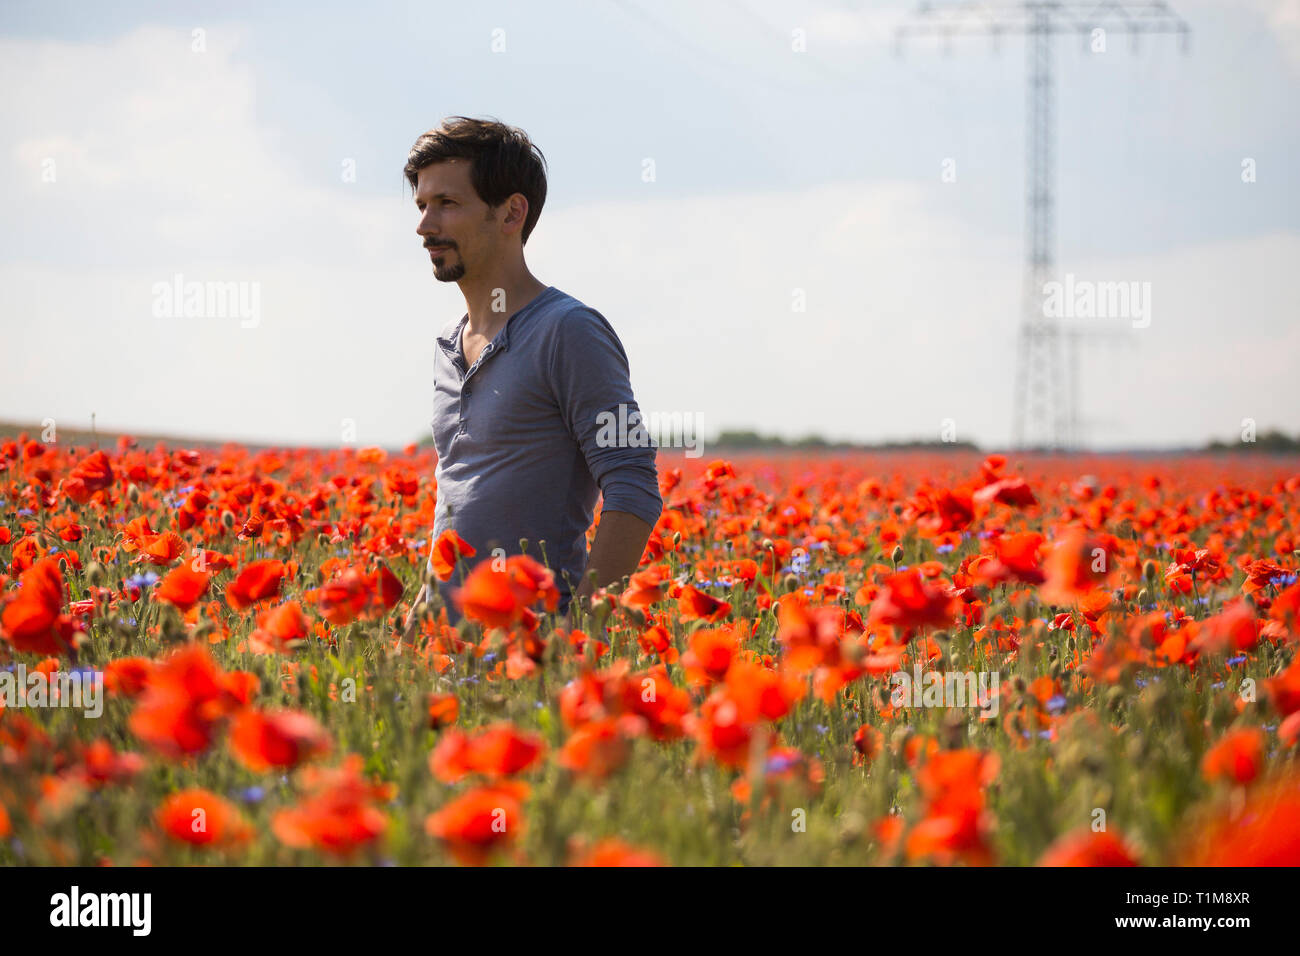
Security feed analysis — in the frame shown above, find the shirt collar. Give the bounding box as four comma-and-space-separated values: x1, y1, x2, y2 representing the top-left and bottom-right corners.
435, 286, 557, 357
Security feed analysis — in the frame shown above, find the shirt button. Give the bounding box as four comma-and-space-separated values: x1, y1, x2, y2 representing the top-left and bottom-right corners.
464, 386, 472, 396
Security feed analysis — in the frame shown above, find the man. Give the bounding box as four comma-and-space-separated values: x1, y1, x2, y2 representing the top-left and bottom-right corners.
402, 116, 662, 631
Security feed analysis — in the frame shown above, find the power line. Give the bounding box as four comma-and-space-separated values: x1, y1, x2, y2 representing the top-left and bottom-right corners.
897, 1, 1191, 451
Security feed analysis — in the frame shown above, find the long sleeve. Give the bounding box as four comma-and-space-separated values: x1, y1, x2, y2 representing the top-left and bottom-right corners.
546, 306, 663, 529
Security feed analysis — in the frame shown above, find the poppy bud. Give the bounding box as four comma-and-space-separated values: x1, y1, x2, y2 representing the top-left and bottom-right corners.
221, 510, 235, 530
891, 545, 904, 564
127, 484, 140, 504
1143, 560, 1158, 582
85, 561, 106, 587
1137, 588, 1149, 606
760, 538, 774, 550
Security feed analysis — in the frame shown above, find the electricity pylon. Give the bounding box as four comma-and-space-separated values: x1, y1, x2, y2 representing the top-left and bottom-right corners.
896, 2, 1189, 450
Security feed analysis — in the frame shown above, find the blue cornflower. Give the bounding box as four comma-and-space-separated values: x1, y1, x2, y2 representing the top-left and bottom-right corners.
1046, 694, 1067, 714
239, 786, 266, 804
766, 753, 799, 773
125, 571, 159, 591
1226, 655, 1247, 667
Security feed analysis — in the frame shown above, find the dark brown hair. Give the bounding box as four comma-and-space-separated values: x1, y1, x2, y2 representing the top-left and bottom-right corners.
404, 116, 548, 245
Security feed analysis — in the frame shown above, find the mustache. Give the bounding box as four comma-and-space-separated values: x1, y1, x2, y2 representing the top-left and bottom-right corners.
423, 240, 455, 249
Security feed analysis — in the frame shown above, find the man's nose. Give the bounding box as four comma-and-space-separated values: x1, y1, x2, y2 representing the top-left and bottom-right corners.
416, 209, 438, 237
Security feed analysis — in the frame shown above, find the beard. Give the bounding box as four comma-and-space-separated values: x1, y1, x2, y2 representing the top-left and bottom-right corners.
433, 260, 466, 282
429, 247, 465, 282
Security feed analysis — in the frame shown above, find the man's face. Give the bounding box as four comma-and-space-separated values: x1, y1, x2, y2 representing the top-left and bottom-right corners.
413, 159, 498, 283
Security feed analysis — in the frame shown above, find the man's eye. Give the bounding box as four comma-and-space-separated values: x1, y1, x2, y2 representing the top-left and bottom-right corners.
442, 199, 455, 206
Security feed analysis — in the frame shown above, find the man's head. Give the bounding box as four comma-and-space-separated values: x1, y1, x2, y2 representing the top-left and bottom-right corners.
405, 116, 548, 283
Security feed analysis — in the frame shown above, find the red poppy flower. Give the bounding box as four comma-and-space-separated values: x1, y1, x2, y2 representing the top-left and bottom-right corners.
272, 755, 393, 857
0, 556, 80, 656
424, 782, 528, 866
154, 564, 211, 612
1201, 727, 1265, 785
1038, 829, 1140, 866
156, 788, 252, 848
128, 643, 258, 757
569, 837, 664, 867
226, 560, 286, 610
868, 568, 958, 633
229, 708, 332, 772
430, 530, 476, 581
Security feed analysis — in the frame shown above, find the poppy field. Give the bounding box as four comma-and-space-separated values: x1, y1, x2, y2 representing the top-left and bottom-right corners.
1, 435, 1299, 867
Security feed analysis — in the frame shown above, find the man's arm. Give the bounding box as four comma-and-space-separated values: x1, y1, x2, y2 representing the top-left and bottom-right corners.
574, 508, 655, 603
545, 306, 664, 623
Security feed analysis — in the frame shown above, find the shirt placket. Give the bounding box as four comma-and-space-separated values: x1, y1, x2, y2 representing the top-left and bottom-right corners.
451, 336, 502, 439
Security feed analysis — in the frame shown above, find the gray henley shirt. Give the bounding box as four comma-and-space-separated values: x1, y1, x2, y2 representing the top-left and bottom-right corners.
426, 285, 662, 623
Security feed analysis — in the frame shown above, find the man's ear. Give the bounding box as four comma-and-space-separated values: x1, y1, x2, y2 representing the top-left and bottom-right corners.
504, 194, 529, 233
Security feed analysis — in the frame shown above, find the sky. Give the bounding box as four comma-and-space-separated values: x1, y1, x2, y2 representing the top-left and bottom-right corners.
1, 0, 1296, 451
